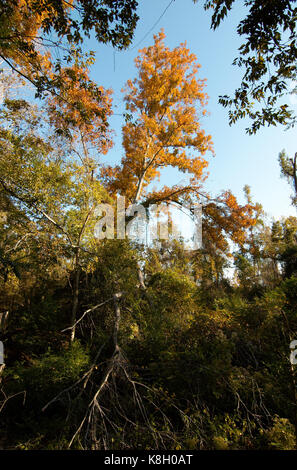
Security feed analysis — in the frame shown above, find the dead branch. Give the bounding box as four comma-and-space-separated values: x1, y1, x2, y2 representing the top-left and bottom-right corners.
68, 292, 124, 448
0, 389, 26, 413
61, 298, 114, 333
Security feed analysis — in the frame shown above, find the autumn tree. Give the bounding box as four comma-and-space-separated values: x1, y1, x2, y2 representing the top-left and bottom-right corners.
100, 30, 259, 258
98, 31, 260, 298
100, 30, 213, 206
0, 0, 139, 97
47, 60, 114, 342
0, 67, 114, 342
198, 187, 261, 287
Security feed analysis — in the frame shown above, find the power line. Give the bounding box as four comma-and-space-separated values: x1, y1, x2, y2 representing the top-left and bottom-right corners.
113, 0, 175, 73
129, 0, 175, 52
112, 0, 175, 96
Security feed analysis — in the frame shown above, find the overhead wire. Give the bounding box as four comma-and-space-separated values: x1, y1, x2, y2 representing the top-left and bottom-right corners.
129, 0, 176, 52
112, 0, 176, 114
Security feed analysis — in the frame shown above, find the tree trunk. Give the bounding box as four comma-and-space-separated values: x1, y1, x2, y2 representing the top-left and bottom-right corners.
70, 248, 80, 343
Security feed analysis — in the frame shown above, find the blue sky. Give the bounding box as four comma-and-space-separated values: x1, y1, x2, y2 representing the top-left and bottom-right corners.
86, 0, 297, 222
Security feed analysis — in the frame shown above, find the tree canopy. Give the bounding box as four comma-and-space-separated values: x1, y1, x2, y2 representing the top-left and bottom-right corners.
195, 0, 297, 133
0, 0, 139, 98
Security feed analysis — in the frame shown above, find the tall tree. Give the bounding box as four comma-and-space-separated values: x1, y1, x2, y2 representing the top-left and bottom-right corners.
100, 30, 260, 276
47, 62, 114, 342
0, 72, 113, 342
100, 30, 213, 205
